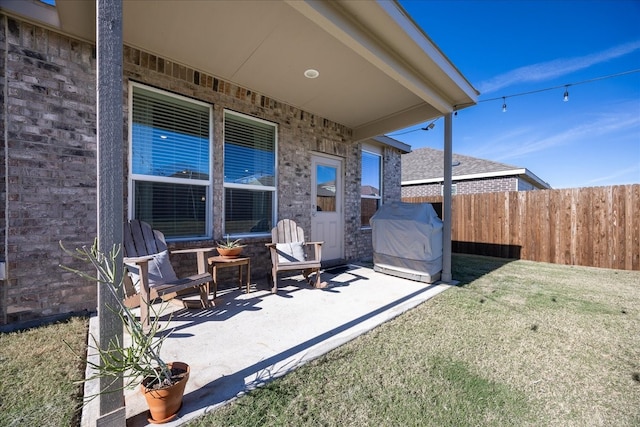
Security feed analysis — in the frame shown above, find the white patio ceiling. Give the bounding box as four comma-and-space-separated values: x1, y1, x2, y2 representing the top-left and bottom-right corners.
13, 0, 477, 141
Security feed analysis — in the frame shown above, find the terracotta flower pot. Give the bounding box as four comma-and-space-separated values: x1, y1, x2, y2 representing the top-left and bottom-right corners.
217, 246, 244, 258
141, 361, 190, 424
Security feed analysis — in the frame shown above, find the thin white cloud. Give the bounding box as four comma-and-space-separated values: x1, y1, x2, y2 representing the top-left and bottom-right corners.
478, 40, 640, 94
489, 112, 640, 162
468, 126, 534, 160
586, 165, 640, 185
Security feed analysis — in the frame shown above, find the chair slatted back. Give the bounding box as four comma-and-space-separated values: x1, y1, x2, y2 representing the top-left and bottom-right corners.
272, 219, 305, 244
267, 218, 324, 292
124, 219, 168, 257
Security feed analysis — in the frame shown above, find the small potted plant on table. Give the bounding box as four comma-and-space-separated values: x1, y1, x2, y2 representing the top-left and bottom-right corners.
61, 241, 189, 424
216, 235, 245, 258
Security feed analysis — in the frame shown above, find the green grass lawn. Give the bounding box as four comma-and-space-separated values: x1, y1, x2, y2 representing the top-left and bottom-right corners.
0, 316, 88, 427
1, 254, 638, 426
187, 255, 640, 427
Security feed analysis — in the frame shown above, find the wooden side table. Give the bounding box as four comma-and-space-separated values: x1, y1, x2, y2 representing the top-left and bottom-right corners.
208, 255, 251, 299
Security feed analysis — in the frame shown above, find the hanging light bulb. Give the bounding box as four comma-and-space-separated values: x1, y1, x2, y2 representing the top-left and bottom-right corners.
502, 97, 507, 112
421, 121, 436, 131
563, 86, 569, 102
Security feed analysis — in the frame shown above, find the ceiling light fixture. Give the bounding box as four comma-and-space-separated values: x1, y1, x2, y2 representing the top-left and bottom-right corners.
304, 69, 319, 79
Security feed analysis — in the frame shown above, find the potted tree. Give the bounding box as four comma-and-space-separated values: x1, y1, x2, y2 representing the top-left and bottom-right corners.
60, 241, 189, 424
216, 235, 245, 258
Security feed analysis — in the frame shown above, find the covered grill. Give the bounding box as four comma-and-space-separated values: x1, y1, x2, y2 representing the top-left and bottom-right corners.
370, 202, 443, 283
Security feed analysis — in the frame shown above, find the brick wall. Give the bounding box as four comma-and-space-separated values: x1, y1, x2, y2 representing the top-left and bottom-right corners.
458, 177, 517, 193
402, 182, 441, 198
0, 16, 403, 324
402, 176, 519, 197
124, 46, 404, 272
1, 16, 98, 324
122, 45, 361, 279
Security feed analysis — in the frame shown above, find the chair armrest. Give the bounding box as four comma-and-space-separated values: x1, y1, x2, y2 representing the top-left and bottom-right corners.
171, 247, 217, 255
123, 255, 153, 265
266, 242, 322, 247
170, 247, 216, 274
306, 242, 322, 261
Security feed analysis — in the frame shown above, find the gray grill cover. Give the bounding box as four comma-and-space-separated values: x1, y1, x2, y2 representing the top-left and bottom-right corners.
370, 202, 443, 282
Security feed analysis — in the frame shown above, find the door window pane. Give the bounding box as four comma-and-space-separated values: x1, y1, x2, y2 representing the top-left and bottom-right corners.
316, 165, 337, 212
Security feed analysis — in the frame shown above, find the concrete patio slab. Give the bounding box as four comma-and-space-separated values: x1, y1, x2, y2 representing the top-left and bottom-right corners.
82, 264, 452, 426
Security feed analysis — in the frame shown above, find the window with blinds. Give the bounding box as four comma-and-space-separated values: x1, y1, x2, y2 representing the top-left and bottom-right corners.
224, 110, 276, 235
130, 83, 212, 239
361, 149, 382, 227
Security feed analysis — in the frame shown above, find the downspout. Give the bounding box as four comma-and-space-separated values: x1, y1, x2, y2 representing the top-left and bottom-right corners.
441, 112, 453, 283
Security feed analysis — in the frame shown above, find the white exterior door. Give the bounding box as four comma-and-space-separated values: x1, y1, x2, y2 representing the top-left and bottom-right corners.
311, 155, 343, 261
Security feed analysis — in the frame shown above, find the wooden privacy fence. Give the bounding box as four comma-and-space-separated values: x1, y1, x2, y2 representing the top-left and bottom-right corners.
403, 184, 639, 271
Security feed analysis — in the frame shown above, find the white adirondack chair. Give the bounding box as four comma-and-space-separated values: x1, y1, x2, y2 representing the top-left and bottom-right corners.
265, 219, 325, 293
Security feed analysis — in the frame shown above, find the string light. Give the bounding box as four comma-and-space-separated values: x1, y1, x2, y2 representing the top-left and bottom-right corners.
422, 121, 436, 131
388, 68, 640, 137
475, 68, 640, 109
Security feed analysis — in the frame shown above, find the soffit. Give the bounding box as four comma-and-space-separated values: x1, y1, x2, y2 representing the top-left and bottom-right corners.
37, 1, 478, 141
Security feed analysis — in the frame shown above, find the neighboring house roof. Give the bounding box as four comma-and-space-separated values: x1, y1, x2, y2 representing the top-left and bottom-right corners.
402, 147, 551, 189
232, 173, 275, 187
1, 0, 477, 141
317, 181, 336, 197
361, 185, 380, 197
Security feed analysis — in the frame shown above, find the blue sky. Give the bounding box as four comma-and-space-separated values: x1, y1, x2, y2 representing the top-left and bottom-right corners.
394, 0, 640, 189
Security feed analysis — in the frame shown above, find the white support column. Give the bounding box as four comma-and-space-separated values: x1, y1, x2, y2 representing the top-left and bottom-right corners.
441, 112, 453, 283
96, 0, 125, 425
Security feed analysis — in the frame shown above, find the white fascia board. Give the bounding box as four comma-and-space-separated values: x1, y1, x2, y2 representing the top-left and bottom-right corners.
378, 0, 478, 103
353, 103, 441, 142
401, 178, 442, 185
402, 168, 551, 189
371, 135, 411, 153
522, 168, 551, 189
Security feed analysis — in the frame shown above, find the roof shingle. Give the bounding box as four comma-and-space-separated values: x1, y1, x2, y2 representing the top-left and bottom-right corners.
402, 147, 521, 181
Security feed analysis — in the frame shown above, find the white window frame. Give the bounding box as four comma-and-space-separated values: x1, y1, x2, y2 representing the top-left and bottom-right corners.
361, 143, 383, 229
128, 82, 213, 241
223, 109, 277, 237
